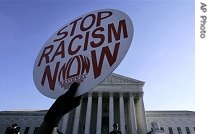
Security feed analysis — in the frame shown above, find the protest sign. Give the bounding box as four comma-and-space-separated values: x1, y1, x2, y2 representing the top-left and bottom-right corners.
33, 9, 134, 99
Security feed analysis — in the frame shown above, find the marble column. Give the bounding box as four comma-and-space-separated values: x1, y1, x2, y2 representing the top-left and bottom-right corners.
135, 93, 147, 134
119, 93, 126, 134
1, 126, 6, 134
29, 126, 35, 134
96, 93, 102, 134
129, 94, 137, 134
61, 113, 69, 134
19, 120, 24, 134
84, 94, 92, 134
109, 93, 114, 133
72, 103, 82, 134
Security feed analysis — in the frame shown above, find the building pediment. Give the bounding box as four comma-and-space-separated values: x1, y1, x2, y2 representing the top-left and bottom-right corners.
89, 73, 145, 94
100, 73, 145, 85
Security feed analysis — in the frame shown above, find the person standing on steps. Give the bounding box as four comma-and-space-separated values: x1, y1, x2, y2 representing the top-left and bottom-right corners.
110, 123, 122, 134
5, 124, 20, 134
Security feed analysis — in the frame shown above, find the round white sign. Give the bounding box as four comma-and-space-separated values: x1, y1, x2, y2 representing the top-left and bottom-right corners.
33, 9, 134, 99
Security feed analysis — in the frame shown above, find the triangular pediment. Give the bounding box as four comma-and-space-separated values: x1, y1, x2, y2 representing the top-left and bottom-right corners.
101, 73, 144, 85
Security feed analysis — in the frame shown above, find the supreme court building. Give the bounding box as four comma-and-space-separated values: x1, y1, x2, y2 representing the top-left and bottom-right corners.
0, 73, 195, 134
63, 73, 147, 134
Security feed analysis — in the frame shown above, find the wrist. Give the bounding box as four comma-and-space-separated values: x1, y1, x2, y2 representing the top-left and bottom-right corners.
44, 106, 64, 127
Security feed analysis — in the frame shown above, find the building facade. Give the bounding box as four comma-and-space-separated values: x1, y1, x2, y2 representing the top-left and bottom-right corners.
63, 73, 147, 134
0, 74, 195, 134
146, 111, 195, 134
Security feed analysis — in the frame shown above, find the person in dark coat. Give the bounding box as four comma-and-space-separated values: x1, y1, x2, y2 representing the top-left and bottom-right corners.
5, 124, 20, 134
110, 123, 122, 134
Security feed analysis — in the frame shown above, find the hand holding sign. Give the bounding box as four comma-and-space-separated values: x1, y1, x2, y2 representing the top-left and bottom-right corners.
33, 9, 133, 99
44, 82, 82, 127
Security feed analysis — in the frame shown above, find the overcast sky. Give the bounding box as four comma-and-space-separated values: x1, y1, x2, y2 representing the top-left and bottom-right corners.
0, 0, 194, 111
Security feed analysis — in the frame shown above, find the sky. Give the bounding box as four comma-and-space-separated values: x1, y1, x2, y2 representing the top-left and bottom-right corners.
0, 0, 194, 111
